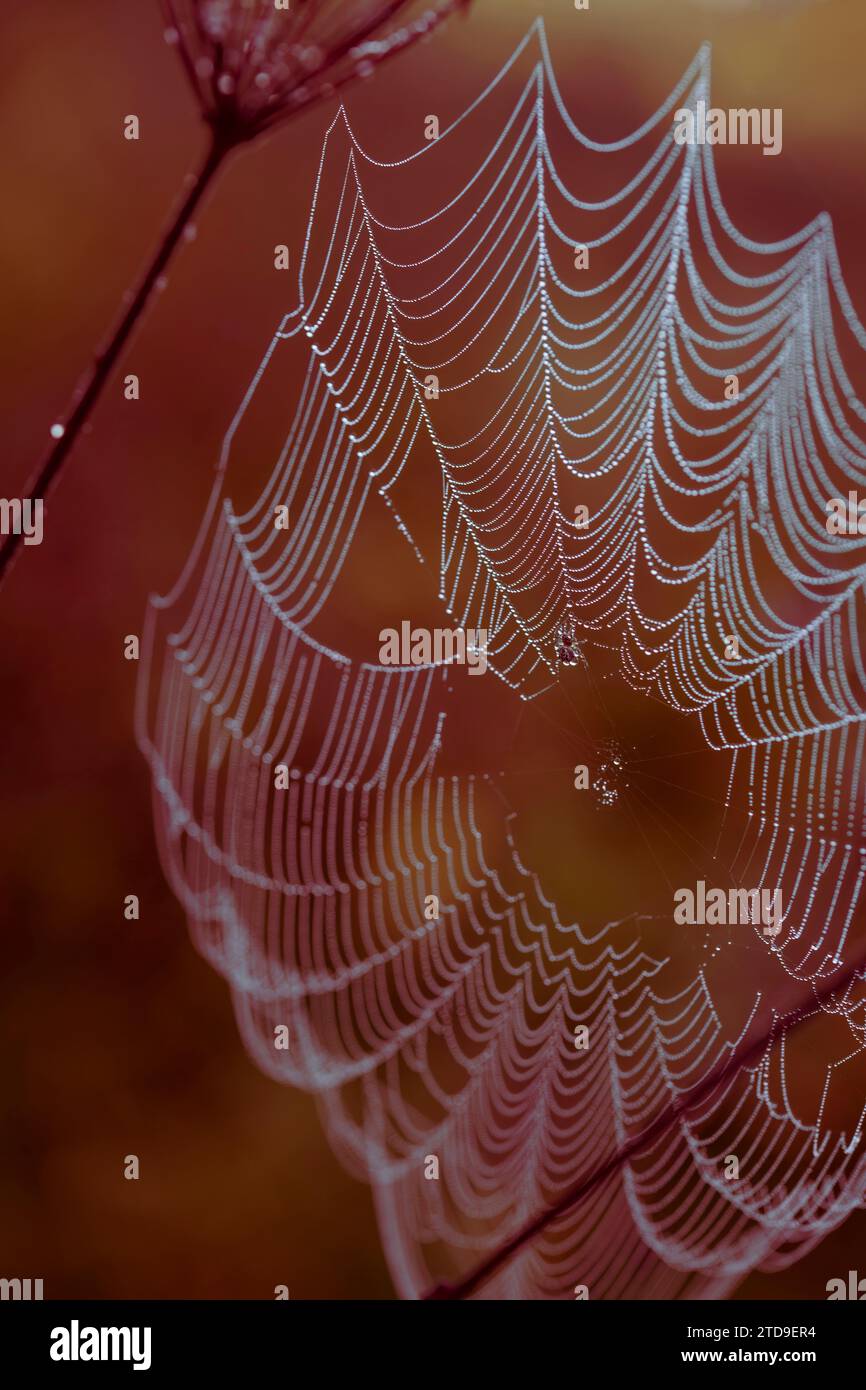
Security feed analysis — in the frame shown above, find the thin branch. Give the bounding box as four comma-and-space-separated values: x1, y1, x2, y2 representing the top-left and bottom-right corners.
161, 0, 207, 111
0, 130, 230, 587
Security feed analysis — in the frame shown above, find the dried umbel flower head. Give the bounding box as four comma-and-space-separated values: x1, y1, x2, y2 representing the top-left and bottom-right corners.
163, 0, 472, 145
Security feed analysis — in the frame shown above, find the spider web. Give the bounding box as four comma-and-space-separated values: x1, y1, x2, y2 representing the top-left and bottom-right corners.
137, 20, 866, 1298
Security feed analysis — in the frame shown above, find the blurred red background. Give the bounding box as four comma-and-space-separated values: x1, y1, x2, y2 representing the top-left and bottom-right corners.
2, 0, 866, 1298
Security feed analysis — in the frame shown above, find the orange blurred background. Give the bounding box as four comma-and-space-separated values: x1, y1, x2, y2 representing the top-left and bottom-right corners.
2, 0, 866, 1298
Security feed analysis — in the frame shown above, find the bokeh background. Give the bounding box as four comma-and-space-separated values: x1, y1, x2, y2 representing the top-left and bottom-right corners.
2, 0, 866, 1298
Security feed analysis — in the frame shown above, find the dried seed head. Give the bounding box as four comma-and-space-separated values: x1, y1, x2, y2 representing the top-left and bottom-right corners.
162, 0, 473, 146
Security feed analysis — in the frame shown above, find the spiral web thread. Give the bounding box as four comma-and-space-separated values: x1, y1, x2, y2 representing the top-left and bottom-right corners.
137, 20, 866, 1298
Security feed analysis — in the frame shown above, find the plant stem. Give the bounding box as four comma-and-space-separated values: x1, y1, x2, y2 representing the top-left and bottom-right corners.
0, 131, 230, 588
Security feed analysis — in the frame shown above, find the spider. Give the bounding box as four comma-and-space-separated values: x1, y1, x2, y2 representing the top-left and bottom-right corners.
557, 629, 584, 666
